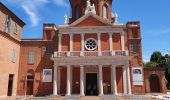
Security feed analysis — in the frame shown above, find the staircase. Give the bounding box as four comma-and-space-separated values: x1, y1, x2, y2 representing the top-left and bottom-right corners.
80, 96, 103, 100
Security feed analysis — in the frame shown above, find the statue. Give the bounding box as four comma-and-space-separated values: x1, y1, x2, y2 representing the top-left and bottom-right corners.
64, 14, 68, 25
91, 4, 96, 14
85, 0, 96, 14
111, 12, 119, 23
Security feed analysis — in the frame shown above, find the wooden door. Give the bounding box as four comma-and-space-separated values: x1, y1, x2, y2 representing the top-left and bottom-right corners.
150, 75, 160, 93
26, 81, 33, 95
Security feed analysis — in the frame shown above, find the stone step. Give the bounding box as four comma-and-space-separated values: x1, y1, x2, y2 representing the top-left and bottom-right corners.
80, 96, 103, 100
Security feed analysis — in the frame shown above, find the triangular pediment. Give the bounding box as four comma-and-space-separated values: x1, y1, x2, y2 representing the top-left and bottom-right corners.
70, 12, 112, 27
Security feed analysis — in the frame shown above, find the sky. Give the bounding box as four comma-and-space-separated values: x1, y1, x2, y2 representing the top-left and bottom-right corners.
1, 0, 170, 62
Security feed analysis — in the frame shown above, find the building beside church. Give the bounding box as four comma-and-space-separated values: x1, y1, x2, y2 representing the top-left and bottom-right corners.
0, 0, 166, 97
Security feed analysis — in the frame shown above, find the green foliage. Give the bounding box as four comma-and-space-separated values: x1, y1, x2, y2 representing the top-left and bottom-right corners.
150, 51, 162, 62
145, 61, 159, 68
145, 51, 167, 68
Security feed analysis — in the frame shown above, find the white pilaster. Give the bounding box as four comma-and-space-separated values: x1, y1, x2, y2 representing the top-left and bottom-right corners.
66, 65, 71, 96
57, 67, 61, 94
58, 34, 62, 52
98, 33, 102, 56
123, 66, 127, 94
80, 65, 85, 96
99, 65, 103, 96
70, 33, 73, 52
53, 65, 58, 95
109, 33, 113, 55
121, 32, 125, 51
81, 33, 84, 56
126, 64, 131, 94
111, 65, 117, 95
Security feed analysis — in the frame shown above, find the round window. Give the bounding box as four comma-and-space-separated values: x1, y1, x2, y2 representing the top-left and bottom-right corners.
85, 38, 97, 51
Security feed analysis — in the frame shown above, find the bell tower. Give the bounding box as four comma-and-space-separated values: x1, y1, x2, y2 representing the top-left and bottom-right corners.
69, 0, 112, 23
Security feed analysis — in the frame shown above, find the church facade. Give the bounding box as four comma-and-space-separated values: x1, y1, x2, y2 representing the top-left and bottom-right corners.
0, 0, 166, 97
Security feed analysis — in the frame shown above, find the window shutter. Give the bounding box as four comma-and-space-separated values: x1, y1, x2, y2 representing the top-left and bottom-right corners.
12, 49, 16, 63
28, 52, 35, 64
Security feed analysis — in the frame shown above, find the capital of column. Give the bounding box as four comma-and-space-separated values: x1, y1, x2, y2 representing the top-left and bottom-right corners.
109, 32, 113, 36
58, 33, 62, 37
120, 31, 124, 36
80, 65, 84, 68
111, 65, 116, 68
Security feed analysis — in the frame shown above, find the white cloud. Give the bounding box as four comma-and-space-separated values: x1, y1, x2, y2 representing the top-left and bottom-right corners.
6, 0, 67, 26
53, 0, 67, 6
22, 5, 38, 27
145, 28, 170, 36
6, 0, 49, 27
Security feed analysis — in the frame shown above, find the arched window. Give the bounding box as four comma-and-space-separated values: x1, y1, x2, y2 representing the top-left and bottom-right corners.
103, 4, 108, 18
133, 43, 139, 53
75, 6, 79, 20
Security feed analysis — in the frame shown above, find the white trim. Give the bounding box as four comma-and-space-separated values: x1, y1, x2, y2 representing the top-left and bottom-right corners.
121, 32, 125, 51
80, 65, 85, 96
53, 66, 58, 95
111, 65, 117, 95
123, 66, 127, 94
58, 34, 62, 52
98, 65, 103, 96
66, 65, 71, 96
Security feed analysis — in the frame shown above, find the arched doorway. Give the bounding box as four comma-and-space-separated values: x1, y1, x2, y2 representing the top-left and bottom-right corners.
149, 74, 160, 93
26, 71, 34, 95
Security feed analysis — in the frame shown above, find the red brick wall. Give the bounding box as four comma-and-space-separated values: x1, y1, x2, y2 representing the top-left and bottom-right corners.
126, 22, 145, 94
116, 67, 123, 93
17, 40, 54, 96
101, 33, 109, 51
72, 67, 80, 94
103, 66, 111, 94
144, 68, 166, 93
60, 67, 67, 95
73, 34, 81, 51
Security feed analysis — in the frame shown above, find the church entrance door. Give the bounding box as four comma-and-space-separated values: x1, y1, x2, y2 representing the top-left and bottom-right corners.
86, 73, 98, 96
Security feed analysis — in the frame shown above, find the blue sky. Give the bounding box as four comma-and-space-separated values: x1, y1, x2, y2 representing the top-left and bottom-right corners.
1, 0, 170, 62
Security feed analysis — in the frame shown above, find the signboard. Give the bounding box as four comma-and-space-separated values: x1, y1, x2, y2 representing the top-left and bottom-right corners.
42, 69, 52, 82
132, 67, 143, 85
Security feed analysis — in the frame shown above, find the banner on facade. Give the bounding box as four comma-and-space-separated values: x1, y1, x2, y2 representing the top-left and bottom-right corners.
42, 69, 52, 82
132, 67, 143, 85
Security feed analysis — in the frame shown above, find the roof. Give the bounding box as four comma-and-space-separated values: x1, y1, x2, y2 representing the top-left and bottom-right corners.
0, 2, 25, 27
70, 12, 112, 27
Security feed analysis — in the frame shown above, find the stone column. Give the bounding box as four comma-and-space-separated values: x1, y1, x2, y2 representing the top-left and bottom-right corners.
81, 33, 84, 56
111, 65, 117, 95
80, 65, 85, 96
58, 34, 62, 52
109, 33, 113, 55
123, 66, 127, 94
66, 65, 71, 96
53, 65, 58, 95
99, 65, 103, 96
57, 67, 61, 94
126, 64, 131, 94
98, 33, 102, 56
121, 32, 125, 51
70, 33, 73, 51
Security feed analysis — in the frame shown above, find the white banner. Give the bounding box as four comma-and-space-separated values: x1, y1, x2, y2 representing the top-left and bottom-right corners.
132, 67, 143, 85
42, 69, 52, 82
